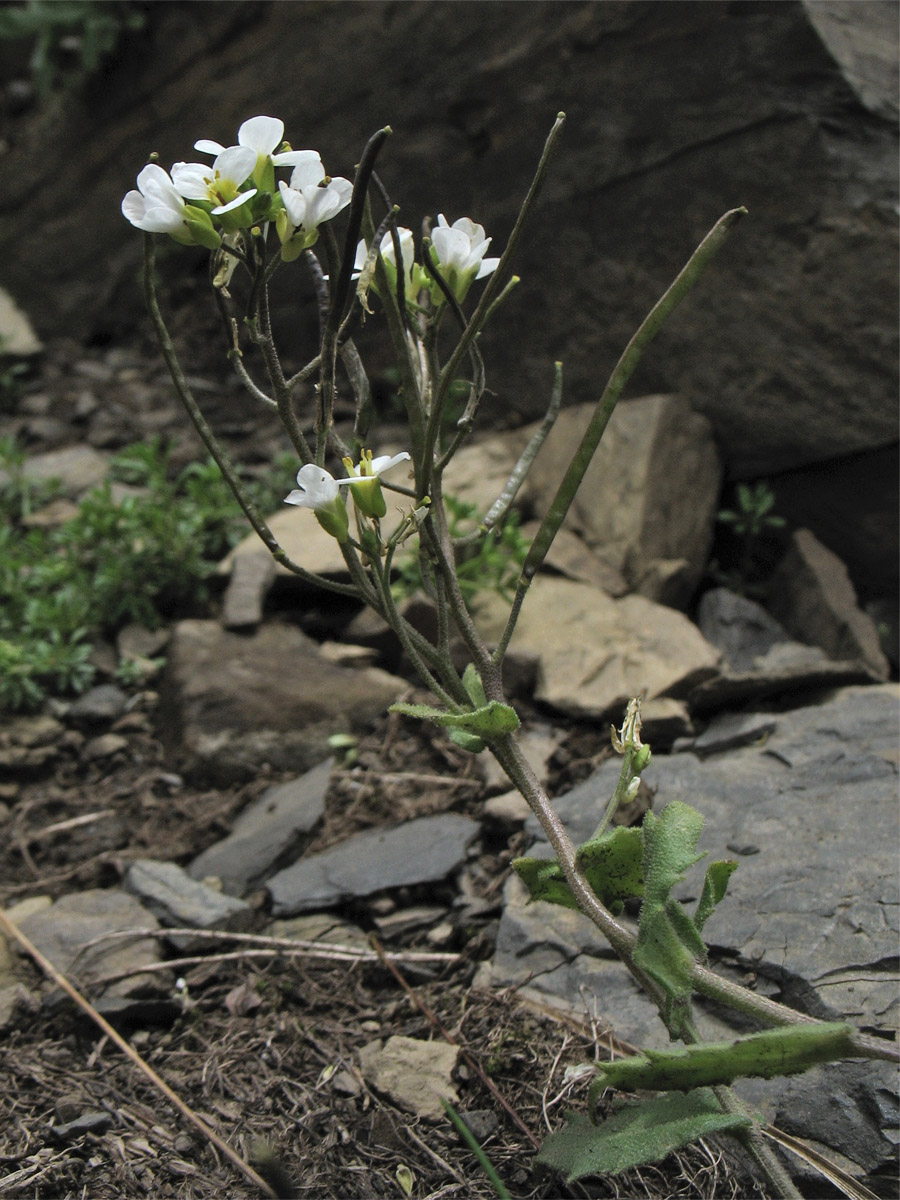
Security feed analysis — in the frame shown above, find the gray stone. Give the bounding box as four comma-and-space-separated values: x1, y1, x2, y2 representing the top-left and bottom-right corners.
358, 1035, 459, 1119
15, 888, 165, 998
116, 624, 169, 660
267, 813, 479, 916
0, 445, 108, 499
0, 715, 64, 772
157, 620, 408, 784
697, 588, 795, 672
124, 859, 253, 949
476, 578, 721, 719
687, 712, 778, 758
188, 758, 332, 896
81, 732, 128, 762
521, 396, 722, 606
67, 684, 128, 726
519, 523, 629, 597
486, 684, 899, 1155
768, 529, 890, 680
221, 549, 277, 630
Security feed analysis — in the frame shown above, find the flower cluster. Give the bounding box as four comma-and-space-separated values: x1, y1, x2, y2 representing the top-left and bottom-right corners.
122, 115, 352, 256
354, 215, 499, 305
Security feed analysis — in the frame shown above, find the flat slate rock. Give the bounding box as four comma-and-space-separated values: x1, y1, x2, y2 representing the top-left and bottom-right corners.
124, 859, 253, 950
267, 813, 479, 916
484, 683, 899, 1167
188, 758, 332, 896
14, 888, 164, 999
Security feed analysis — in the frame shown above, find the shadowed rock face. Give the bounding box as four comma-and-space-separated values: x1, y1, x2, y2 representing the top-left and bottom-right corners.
1, 1, 895, 587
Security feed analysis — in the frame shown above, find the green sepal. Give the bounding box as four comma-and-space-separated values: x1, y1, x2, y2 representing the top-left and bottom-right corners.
537, 1091, 751, 1182
389, 699, 519, 740
592, 1023, 855, 1094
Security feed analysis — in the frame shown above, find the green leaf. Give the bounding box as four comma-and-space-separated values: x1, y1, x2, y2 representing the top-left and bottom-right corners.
634, 803, 707, 1033
461, 663, 488, 707
514, 827, 644, 912
592, 1023, 855, 1093
389, 699, 519, 739
536, 1091, 750, 1182
694, 859, 738, 932
512, 855, 579, 910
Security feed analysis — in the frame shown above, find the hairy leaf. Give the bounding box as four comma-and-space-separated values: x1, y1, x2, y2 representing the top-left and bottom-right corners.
389, 699, 520, 738
514, 826, 644, 912
537, 1091, 750, 1182
694, 859, 738, 932
594, 1023, 855, 1093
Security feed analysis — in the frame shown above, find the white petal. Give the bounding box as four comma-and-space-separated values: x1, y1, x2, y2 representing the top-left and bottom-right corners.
288, 153, 325, 190
278, 180, 307, 226
476, 256, 500, 279
214, 145, 258, 185
194, 138, 226, 156
432, 226, 470, 272
170, 161, 213, 200
370, 452, 411, 476
292, 464, 339, 507
238, 115, 284, 154
211, 188, 257, 215
136, 163, 174, 194
436, 214, 449, 228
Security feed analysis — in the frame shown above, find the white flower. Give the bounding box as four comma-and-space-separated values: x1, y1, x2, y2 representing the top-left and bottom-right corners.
285, 464, 349, 541
285, 463, 340, 509
429, 214, 500, 302
171, 146, 258, 215
122, 164, 191, 235
354, 227, 417, 289
278, 155, 352, 232
194, 115, 310, 168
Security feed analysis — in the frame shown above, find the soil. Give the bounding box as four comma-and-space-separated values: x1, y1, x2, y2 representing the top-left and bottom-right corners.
1, 339, 768, 1199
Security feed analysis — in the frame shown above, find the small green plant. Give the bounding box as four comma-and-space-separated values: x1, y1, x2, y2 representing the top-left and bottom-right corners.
716, 479, 785, 588
0, 0, 145, 99
0, 438, 290, 712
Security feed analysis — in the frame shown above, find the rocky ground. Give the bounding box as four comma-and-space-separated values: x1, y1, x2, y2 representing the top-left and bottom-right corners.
0, 335, 897, 1199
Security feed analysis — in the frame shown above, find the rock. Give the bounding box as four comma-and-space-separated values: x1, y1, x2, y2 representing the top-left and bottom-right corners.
188, 758, 332, 896
442, 429, 527, 520
0, 983, 40, 1031
221, 550, 277, 630
0, 714, 65, 772
486, 683, 899, 1161
116, 624, 169, 660
679, 711, 777, 757
14, 888, 166, 999
264, 911, 371, 953
520, 523, 629, 596
768, 529, 890, 680
0, 286, 41, 355
639, 697, 694, 746
358, 1035, 459, 1119
482, 791, 533, 833
266, 813, 479, 916
802, 0, 899, 119
0, 445, 108, 500
67, 684, 129, 726
81, 732, 128, 762
480, 726, 559, 796
697, 587, 797, 672
157, 620, 408, 784
521, 396, 722, 606
124, 859, 253, 950
476, 578, 721, 719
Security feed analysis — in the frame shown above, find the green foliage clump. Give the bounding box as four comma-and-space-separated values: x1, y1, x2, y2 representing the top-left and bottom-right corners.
0, 0, 145, 98
0, 438, 289, 712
